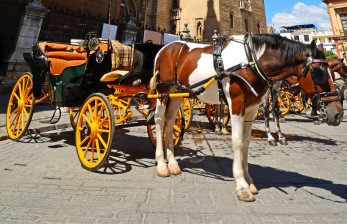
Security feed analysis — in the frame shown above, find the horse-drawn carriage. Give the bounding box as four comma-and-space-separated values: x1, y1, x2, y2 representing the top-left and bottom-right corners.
6, 31, 344, 202
6, 32, 185, 171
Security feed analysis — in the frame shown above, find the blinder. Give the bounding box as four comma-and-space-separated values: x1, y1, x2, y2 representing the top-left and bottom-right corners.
310, 65, 327, 85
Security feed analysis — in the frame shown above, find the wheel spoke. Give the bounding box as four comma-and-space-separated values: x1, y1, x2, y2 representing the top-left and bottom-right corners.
173, 124, 181, 132
173, 131, 179, 139
82, 114, 92, 126
18, 82, 22, 99
80, 135, 90, 146
97, 133, 108, 149
9, 108, 18, 117
99, 116, 108, 126
90, 140, 96, 163
10, 112, 20, 129
87, 104, 94, 122
83, 139, 92, 158
97, 128, 110, 133
95, 139, 101, 160
97, 104, 105, 122
94, 99, 98, 121
13, 92, 20, 101
21, 110, 25, 131
16, 112, 22, 136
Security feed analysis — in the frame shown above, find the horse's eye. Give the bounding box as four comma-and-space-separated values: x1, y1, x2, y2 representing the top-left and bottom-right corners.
310, 66, 327, 85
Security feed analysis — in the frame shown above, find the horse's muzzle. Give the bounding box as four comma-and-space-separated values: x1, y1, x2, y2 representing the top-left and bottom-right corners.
325, 102, 344, 126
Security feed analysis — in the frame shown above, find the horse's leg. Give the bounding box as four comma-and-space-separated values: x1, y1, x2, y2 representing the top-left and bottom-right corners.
273, 91, 287, 145
220, 101, 230, 135
154, 98, 169, 177
231, 112, 255, 202
215, 105, 221, 134
164, 97, 182, 175
242, 105, 259, 195
264, 89, 277, 146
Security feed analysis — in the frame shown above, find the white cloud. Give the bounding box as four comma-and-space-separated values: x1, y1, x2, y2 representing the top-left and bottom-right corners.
271, 2, 331, 32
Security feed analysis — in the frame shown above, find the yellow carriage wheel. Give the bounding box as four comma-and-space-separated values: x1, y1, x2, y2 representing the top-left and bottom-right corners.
69, 106, 82, 130
182, 98, 193, 129
191, 99, 205, 111
147, 106, 185, 149
109, 97, 133, 124
269, 91, 290, 116
205, 103, 230, 127
288, 92, 304, 113
6, 73, 36, 140
75, 93, 115, 171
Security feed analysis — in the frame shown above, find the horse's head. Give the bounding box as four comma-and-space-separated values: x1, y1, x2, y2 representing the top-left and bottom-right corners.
297, 47, 343, 126
250, 35, 343, 126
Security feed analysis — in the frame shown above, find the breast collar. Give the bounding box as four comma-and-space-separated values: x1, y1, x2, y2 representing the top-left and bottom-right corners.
243, 33, 273, 87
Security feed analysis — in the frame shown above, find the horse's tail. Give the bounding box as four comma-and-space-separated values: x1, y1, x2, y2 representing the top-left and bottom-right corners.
149, 70, 159, 91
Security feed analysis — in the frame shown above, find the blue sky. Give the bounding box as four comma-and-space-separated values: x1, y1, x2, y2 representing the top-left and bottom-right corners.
264, 0, 331, 31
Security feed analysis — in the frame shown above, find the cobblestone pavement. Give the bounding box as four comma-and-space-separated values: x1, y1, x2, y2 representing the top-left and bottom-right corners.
0, 102, 346, 223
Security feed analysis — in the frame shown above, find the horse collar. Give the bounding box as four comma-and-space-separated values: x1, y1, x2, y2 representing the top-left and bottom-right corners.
244, 33, 273, 87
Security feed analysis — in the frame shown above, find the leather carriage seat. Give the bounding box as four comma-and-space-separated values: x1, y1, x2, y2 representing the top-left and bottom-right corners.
38, 42, 87, 76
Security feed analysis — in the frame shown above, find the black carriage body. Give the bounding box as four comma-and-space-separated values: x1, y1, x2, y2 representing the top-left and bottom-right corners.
24, 41, 113, 108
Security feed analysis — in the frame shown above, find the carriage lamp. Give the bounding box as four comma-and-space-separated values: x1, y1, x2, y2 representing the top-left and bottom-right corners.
88, 38, 100, 51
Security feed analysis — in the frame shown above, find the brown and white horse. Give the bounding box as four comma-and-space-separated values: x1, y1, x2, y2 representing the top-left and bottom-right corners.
149, 34, 344, 202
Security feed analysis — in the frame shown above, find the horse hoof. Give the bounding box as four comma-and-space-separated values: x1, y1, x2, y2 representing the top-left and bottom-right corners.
279, 139, 288, 145
168, 164, 181, 175
221, 129, 230, 135
279, 118, 286, 123
268, 140, 277, 146
249, 184, 258, 195
237, 190, 255, 202
156, 165, 170, 177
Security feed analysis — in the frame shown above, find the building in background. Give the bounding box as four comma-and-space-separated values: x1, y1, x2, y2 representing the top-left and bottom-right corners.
146, 0, 267, 42
0, 0, 267, 80
322, 0, 347, 59
279, 24, 335, 53
267, 25, 276, 34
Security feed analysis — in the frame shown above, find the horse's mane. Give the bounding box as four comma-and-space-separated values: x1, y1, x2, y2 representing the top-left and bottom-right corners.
251, 34, 307, 65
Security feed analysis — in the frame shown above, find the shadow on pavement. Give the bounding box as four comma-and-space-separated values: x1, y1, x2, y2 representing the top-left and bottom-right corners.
180, 155, 347, 203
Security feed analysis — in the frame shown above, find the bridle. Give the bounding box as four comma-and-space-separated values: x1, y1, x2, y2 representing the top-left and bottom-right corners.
297, 51, 340, 122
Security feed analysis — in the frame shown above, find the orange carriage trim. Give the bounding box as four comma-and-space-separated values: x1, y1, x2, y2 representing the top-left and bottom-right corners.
38, 42, 87, 76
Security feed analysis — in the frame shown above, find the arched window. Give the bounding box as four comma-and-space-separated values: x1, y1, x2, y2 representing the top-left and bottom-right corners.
230, 13, 234, 28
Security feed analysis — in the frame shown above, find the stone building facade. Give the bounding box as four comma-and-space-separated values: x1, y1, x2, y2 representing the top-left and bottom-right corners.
323, 0, 347, 60
0, 0, 266, 81
145, 0, 267, 41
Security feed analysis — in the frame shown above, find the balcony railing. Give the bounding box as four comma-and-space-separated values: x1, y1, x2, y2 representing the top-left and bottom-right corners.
239, 0, 252, 12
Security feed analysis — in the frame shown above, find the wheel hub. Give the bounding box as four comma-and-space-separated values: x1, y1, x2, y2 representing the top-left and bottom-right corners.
17, 100, 24, 111
90, 123, 98, 139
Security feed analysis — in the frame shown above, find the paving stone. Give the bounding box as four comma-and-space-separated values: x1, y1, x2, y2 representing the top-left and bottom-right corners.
0, 110, 346, 222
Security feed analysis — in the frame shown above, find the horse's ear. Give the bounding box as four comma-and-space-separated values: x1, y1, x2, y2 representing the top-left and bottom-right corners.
310, 40, 317, 57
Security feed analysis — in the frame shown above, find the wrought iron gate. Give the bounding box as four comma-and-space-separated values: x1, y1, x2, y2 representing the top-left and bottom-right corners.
39, 5, 119, 43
